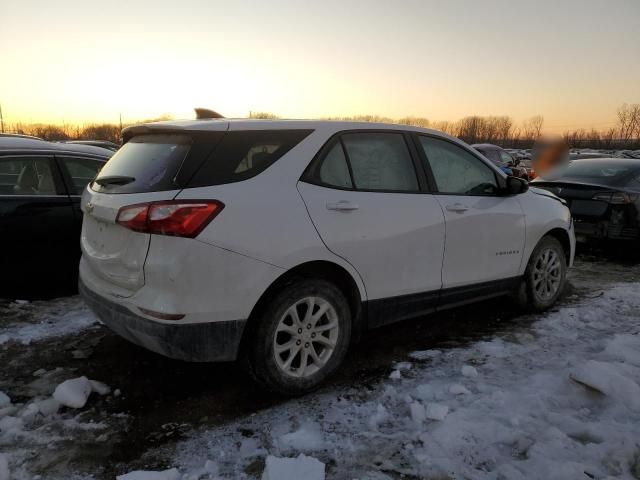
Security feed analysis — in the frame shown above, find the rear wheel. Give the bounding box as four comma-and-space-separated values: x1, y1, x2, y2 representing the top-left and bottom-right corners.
245, 279, 351, 395
515, 235, 567, 311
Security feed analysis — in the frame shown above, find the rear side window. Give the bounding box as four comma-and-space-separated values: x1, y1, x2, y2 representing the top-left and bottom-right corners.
188, 130, 313, 187
92, 134, 191, 194
318, 143, 353, 189
341, 133, 418, 191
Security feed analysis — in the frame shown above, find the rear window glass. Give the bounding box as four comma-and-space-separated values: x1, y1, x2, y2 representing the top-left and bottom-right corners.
92, 134, 191, 194
187, 130, 313, 187
564, 161, 640, 185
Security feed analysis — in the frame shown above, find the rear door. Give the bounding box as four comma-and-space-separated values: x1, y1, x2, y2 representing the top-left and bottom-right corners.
415, 135, 525, 289
0, 154, 76, 291
298, 131, 445, 325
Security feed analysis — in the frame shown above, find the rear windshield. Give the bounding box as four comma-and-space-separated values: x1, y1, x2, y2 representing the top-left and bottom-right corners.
92, 134, 191, 194
187, 130, 313, 187
563, 161, 640, 185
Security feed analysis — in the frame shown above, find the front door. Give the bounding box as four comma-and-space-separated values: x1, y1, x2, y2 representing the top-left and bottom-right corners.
414, 135, 525, 289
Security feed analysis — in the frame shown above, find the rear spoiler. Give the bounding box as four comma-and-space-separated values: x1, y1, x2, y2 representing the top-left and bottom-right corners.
121, 108, 226, 143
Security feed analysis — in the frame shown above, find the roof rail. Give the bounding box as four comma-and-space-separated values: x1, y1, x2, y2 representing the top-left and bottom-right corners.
194, 108, 224, 120
0, 133, 44, 140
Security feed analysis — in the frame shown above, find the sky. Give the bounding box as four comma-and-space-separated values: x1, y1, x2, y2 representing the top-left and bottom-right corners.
1, 0, 639, 132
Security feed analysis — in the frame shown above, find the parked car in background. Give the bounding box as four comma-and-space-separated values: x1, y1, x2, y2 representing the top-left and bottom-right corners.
63, 140, 120, 151
532, 158, 640, 244
569, 152, 607, 160
79, 119, 574, 395
518, 158, 537, 180
472, 143, 528, 178
0, 134, 112, 297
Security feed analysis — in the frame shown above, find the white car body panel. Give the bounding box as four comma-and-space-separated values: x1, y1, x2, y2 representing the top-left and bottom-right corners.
434, 194, 525, 288
80, 188, 182, 297
297, 182, 445, 299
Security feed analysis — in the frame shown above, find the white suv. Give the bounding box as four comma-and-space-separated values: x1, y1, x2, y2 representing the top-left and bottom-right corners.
79, 120, 574, 394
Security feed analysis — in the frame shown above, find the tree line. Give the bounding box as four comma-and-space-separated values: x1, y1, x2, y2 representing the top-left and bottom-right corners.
4, 104, 640, 150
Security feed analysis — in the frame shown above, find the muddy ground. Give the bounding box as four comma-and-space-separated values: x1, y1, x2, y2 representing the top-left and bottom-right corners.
1, 247, 639, 479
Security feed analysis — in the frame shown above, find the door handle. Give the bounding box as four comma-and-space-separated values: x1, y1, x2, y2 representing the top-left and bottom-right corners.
326, 201, 359, 211
445, 203, 469, 213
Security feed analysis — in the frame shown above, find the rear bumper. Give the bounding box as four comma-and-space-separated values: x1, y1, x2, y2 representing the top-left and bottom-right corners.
80, 280, 246, 362
574, 219, 640, 242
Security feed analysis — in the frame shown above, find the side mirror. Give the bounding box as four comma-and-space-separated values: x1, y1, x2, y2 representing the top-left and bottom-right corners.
505, 176, 528, 195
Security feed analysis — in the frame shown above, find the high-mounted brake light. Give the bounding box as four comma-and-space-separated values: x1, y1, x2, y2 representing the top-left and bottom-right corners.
116, 200, 224, 238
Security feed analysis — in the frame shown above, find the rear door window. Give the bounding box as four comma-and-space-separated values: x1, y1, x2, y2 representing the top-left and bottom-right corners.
341, 133, 418, 192
188, 130, 313, 187
58, 156, 105, 194
92, 134, 192, 194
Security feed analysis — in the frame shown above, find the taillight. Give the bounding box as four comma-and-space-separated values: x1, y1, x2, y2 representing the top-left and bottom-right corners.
592, 192, 638, 204
116, 200, 224, 238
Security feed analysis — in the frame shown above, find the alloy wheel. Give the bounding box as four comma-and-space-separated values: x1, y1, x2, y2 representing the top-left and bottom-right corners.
532, 247, 562, 300
273, 296, 340, 378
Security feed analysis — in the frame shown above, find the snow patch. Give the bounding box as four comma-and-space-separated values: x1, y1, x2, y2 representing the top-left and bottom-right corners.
449, 384, 471, 395
409, 402, 426, 424
0, 453, 8, 480
89, 380, 111, 396
461, 365, 478, 377
51, 376, 111, 409
570, 360, 640, 411
262, 454, 325, 480
0, 296, 96, 345
279, 421, 324, 452
425, 403, 449, 421
116, 468, 180, 480
53, 377, 93, 408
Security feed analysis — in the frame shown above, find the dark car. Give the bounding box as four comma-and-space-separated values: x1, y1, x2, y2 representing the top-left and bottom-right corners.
0, 134, 113, 297
472, 144, 528, 179
63, 140, 120, 151
569, 152, 608, 160
532, 158, 640, 244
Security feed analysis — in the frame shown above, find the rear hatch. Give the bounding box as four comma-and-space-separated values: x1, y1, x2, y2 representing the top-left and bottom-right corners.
81, 129, 225, 296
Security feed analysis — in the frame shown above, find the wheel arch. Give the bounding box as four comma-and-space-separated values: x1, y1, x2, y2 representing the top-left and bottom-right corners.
543, 227, 572, 265
239, 260, 365, 352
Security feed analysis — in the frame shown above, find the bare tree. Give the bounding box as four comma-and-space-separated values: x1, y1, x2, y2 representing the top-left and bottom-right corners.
522, 115, 544, 143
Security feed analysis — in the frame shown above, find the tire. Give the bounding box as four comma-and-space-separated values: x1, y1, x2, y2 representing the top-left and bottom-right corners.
244, 278, 352, 395
514, 235, 567, 311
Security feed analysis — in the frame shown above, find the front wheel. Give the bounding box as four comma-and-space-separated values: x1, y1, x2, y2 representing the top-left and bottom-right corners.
245, 279, 352, 395
515, 236, 567, 311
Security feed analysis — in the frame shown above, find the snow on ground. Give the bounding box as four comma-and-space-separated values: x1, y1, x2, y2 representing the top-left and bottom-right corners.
166, 283, 640, 479
0, 375, 119, 480
0, 296, 97, 345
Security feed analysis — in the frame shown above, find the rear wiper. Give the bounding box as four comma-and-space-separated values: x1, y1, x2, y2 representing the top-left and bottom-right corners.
94, 175, 135, 186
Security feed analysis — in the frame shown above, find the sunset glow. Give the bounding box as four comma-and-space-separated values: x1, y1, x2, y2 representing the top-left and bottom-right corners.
1, 0, 639, 131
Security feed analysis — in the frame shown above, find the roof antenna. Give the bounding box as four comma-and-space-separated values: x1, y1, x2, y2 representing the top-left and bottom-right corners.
194, 108, 224, 120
